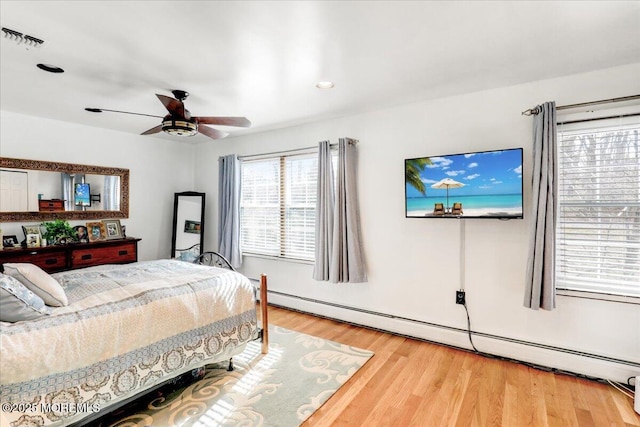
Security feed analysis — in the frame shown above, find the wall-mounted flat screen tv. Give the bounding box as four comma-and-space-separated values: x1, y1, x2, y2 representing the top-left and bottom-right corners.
405, 148, 523, 219
74, 183, 91, 207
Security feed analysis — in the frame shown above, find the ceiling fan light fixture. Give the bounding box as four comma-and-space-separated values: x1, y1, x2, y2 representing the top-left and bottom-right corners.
162, 118, 197, 136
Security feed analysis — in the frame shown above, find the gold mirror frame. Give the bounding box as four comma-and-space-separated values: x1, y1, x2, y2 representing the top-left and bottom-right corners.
0, 157, 129, 222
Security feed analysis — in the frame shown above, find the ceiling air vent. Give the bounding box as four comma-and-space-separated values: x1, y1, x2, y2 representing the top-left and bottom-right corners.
2, 27, 44, 47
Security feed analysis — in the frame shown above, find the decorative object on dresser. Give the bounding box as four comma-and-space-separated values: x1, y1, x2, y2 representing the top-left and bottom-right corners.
86, 221, 106, 241
25, 234, 40, 248
0, 237, 141, 273
40, 219, 76, 245
103, 219, 123, 239
21, 225, 42, 240
2, 235, 19, 248
74, 225, 89, 243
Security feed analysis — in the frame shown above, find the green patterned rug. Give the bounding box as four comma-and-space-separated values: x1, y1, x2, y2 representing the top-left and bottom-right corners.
96, 326, 373, 426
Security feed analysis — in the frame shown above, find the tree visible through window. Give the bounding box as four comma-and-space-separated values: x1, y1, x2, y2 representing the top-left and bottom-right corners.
556, 121, 640, 298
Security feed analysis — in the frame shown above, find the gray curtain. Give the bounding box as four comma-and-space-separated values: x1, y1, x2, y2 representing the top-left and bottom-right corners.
313, 140, 334, 281
524, 101, 557, 310
218, 154, 242, 268
329, 138, 367, 283
103, 175, 120, 211
61, 173, 74, 211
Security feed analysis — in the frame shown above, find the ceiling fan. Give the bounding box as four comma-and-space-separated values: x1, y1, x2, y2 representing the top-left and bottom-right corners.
85, 90, 251, 140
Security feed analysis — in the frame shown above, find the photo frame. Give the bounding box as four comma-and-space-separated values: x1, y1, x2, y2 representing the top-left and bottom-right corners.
74, 225, 89, 243
103, 219, 123, 240
26, 233, 41, 248
184, 220, 201, 234
86, 221, 106, 242
3, 235, 19, 248
22, 225, 42, 239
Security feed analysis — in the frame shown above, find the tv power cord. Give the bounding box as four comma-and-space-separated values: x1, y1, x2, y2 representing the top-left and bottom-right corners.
458, 290, 636, 399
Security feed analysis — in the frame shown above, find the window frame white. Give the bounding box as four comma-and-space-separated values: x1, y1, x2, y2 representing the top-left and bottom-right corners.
240, 151, 328, 262
555, 116, 640, 304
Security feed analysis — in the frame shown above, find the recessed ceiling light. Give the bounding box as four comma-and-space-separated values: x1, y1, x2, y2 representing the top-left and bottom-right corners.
316, 81, 335, 89
37, 63, 64, 73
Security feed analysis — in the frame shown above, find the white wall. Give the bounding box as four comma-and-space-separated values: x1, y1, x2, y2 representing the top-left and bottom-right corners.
194, 63, 640, 381
0, 112, 195, 260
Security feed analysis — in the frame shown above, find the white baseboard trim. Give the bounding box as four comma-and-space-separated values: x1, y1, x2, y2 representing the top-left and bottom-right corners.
267, 291, 640, 383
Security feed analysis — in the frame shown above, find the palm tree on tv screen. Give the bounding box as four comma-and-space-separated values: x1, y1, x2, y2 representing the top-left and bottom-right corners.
405, 158, 432, 195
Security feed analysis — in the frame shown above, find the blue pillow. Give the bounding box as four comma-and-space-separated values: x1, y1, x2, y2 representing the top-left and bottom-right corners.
0, 274, 52, 322
178, 252, 198, 262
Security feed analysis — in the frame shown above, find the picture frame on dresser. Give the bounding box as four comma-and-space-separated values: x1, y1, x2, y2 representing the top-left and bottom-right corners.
21, 225, 42, 239
86, 221, 106, 242
74, 225, 89, 243
26, 233, 40, 248
2, 235, 19, 248
103, 219, 123, 240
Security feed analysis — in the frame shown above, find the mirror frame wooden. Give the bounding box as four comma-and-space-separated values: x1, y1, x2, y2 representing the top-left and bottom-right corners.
0, 157, 129, 222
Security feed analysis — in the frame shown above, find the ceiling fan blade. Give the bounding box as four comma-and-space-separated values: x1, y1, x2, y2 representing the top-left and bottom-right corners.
85, 108, 163, 119
195, 116, 251, 128
156, 94, 186, 119
198, 125, 229, 140
141, 124, 163, 135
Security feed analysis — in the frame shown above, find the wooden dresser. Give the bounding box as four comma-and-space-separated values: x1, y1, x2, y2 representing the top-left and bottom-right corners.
38, 199, 66, 212
0, 237, 141, 273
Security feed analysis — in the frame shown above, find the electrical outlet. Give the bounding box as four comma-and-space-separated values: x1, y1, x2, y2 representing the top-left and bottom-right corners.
456, 290, 466, 305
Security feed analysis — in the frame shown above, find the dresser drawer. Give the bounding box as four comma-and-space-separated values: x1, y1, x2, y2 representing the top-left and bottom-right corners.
1, 249, 68, 272
71, 242, 137, 268
38, 199, 65, 212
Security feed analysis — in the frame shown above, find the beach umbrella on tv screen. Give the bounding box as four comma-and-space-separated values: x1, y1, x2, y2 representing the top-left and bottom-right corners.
431, 178, 465, 210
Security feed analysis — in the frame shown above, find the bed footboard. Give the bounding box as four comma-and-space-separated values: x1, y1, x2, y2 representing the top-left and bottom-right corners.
260, 274, 269, 354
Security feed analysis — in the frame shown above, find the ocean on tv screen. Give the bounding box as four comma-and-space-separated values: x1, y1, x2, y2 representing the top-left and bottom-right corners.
405, 148, 523, 218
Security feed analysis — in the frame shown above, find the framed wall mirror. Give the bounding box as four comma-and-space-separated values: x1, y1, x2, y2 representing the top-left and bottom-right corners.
0, 157, 129, 222
171, 191, 205, 261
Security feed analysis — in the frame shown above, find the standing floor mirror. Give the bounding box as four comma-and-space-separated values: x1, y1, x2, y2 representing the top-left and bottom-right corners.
171, 192, 205, 261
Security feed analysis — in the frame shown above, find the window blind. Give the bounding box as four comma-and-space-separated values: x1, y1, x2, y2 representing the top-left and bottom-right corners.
240, 159, 281, 257
240, 153, 318, 261
556, 122, 640, 297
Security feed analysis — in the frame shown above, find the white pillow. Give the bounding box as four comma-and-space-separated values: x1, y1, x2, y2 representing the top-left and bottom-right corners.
0, 274, 52, 322
3, 263, 68, 307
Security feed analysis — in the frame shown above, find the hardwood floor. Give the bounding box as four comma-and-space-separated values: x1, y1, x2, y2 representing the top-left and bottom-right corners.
266, 305, 639, 426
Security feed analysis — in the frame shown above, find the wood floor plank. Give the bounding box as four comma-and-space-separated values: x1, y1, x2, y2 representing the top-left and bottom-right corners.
265, 305, 639, 426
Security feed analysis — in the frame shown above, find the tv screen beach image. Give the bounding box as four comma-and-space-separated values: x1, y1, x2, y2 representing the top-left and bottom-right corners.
74, 183, 91, 207
405, 148, 523, 219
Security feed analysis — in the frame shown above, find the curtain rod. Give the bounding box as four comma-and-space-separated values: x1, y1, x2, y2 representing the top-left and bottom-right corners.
558, 112, 640, 126
237, 139, 358, 160
521, 94, 640, 116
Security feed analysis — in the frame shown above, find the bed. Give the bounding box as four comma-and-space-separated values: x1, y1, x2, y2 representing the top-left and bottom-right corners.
0, 259, 267, 427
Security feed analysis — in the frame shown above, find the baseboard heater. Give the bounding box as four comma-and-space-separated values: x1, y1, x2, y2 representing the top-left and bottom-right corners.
256, 286, 639, 370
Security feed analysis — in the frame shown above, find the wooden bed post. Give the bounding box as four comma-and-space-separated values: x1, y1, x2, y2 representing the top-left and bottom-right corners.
260, 274, 269, 354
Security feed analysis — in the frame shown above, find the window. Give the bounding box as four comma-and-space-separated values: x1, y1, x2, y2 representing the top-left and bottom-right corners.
240, 153, 319, 261
556, 120, 640, 298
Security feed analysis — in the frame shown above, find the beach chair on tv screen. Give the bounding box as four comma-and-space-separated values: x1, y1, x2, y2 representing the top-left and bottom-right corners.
451, 202, 463, 215
433, 203, 445, 216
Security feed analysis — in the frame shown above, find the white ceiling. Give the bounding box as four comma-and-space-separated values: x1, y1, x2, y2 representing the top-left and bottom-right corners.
1, 1, 639, 143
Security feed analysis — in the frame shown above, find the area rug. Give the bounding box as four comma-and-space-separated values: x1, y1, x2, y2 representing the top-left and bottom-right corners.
95, 326, 374, 426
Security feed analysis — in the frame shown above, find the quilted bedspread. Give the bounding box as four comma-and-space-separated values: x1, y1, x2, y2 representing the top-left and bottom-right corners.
0, 259, 258, 426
